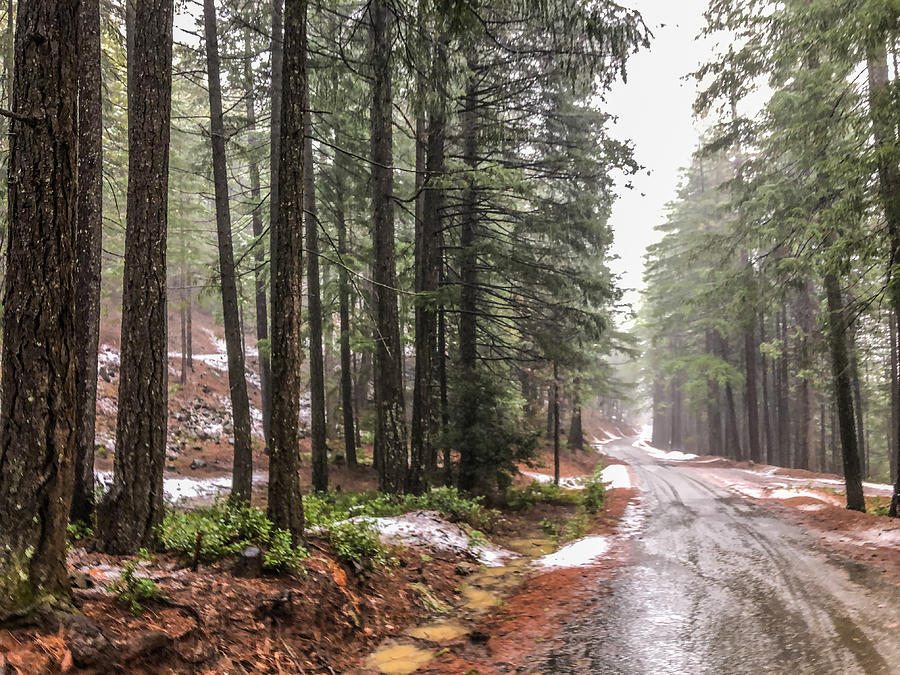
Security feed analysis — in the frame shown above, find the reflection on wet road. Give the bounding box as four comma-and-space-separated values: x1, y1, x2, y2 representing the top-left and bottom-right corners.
532, 438, 900, 674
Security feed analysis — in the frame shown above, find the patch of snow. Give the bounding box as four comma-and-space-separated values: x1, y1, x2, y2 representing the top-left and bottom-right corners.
535, 535, 610, 569
519, 470, 584, 490
96, 470, 267, 505
601, 464, 632, 489
97, 344, 120, 369
367, 510, 516, 567
632, 438, 697, 461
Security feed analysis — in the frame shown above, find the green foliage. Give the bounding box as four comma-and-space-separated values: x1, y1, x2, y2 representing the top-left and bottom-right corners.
304, 486, 498, 532
449, 368, 539, 495
583, 465, 607, 514
67, 521, 94, 542
560, 511, 590, 542
505, 481, 580, 510
869, 496, 891, 517
157, 499, 307, 571
328, 519, 389, 568
108, 560, 160, 616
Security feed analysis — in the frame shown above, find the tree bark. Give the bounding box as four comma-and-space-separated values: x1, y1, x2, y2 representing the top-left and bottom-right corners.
823, 270, 866, 512
891, 311, 899, 488
97, 0, 174, 554
553, 363, 560, 486
568, 388, 583, 452
865, 33, 900, 515
370, 0, 407, 493
651, 376, 667, 448
334, 122, 357, 468
268, 0, 306, 542
776, 306, 791, 467
796, 282, 818, 470
0, 0, 79, 621
411, 37, 446, 491
741, 255, 761, 463
705, 331, 723, 456
72, 0, 103, 527
759, 316, 774, 463
203, 0, 253, 505
243, 26, 272, 452
457, 66, 482, 493
304, 94, 328, 493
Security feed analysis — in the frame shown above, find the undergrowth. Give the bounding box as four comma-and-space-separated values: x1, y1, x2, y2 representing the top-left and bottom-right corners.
305, 486, 498, 532
108, 560, 160, 616
158, 500, 308, 571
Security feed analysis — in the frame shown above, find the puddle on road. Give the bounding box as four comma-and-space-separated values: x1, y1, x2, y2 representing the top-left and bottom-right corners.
406, 620, 469, 642
366, 644, 434, 674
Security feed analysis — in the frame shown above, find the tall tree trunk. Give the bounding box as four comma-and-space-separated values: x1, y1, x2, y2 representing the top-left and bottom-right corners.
411, 37, 446, 490
705, 331, 723, 456
777, 306, 791, 467
741, 271, 761, 463
0, 0, 79, 621
370, 0, 407, 493
305, 95, 328, 493
203, 0, 253, 504
891, 311, 899, 487
438, 265, 451, 485
796, 282, 818, 470
759, 316, 774, 463
651, 376, 667, 448
268, 0, 306, 542
848, 325, 867, 478
553, 362, 560, 486
670, 375, 683, 449
865, 32, 900, 515
186, 271, 193, 369
97, 0, 174, 554
334, 123, 357, 468
823, 270, 866, 512
243, 26, 272, 452
568, 386, 583, 451
457, 65, 482, 492
72, 0, 103, 527
180, 267, 188, 385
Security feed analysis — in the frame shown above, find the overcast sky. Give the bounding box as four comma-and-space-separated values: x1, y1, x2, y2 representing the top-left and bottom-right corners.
604, 0, 711, 311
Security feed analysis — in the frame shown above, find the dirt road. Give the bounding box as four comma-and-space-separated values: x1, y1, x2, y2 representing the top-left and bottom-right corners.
532, 437, 900, 674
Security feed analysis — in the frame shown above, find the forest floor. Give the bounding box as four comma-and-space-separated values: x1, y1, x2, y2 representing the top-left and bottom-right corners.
0, 427, 637, 674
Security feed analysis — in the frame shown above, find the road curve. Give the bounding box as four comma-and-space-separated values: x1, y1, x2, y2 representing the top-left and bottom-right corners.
531, 437, 900, 674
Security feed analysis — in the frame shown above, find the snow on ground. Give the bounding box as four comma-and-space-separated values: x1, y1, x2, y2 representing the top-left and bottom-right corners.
600, 464, 632, 489
725, 484, 838, 506
590, 429, 622, 446
96, 470, 268, 505
535, 535, 610, 569
366, 510, 516, 567
97, 344, 120, 370
520, 470, 585, 490
632, 438, 698, 461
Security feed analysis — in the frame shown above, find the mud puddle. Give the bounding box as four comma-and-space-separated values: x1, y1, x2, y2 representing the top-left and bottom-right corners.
365, 530, 557, 673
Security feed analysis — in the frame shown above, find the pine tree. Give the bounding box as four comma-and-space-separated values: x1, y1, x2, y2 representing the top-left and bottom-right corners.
0, 0, 80, 620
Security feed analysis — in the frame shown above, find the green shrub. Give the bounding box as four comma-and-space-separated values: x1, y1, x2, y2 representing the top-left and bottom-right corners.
108, 560, 160, 616
583, 466, 606, 514
67, 520, 94, 542
561, 511, 589, 541
304, 486, 498, 532
870, 496, 891, 517
328, 519, 389, 568
158, 499, 307, 571
505, 481, 579, 510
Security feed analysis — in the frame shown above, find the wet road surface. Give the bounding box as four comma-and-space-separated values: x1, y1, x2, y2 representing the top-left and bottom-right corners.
532, 437, 900, 674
